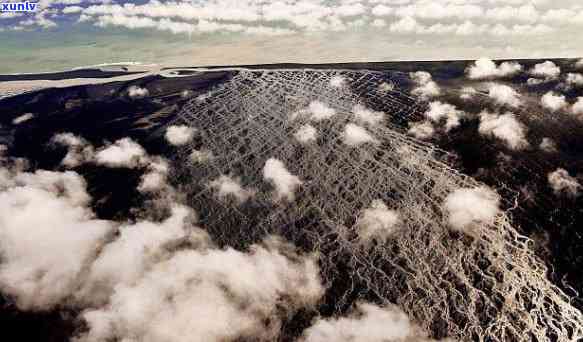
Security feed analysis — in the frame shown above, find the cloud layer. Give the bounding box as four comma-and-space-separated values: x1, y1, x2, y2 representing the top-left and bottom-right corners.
0, 140, 327, 342
4, 0, 581, 40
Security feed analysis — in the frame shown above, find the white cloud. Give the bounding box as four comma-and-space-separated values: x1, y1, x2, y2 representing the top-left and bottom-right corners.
548, 168, 580, 197
527, 77, 546, 86
127, 85, 149, 98
329, 75, 346, 88
190, 149, 214, 163
572, 97, 583, 117
410, 71, 441, 98
62, 5, 83, 14
79, 237, 323, 342
566, 73, 583, 87
487, 84, 522, 108
371, 18, 387, 27
460, 86, 478, 100
539, 137, 557, 153
530, 61, 561, 79
541, 91, 567, 112
466, 58, 522, 80
371, 4, 393, 16
294, 124, 318, 143
76, 205, 199, 306
293, 101, 337, 122
390, 16, 421, 33
263, 158, 303, 201
356, 200, 400, 244
12, 113, 34, 125
137, 157, 170, 193
302, 302, 432, 342
95, 138, 147, 168
485, 4, 540, 24
352, 104, 385, 126
4, 0, 579, 42
138, 170, 167, 193
165, 125, 196, 146
378, 81, 395, 92
408, 121, 435, 140
0, 169, 113, 310
393, 3, 483, 20
424, 101, 464, 131
51, 133, 95, 168
0, 157, 324, 342
443, 187, 501, 234
343, 123, 378, 146
208, 175, 255, 204
479, 111, 529, 150
336, 3, 366, 17
308, 101, 337, 121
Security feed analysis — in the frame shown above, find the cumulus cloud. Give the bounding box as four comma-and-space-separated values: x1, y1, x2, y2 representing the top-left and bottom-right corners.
51, 133, 95, 168
329, 75, 346, 88
539, 137, 558, 153
527, 78, 546, 86
343, 123, 378, 146
459, 86, 478, 101
294, 124, 318, 143
302, 302, 433, 342
11, 113, 34, 125
372, 4, 393, 17
485, 4, 540, 23
548, 168, 581, 197
424, 101, 464, 131
127, 85, 149, 99
209, 175, 255, 204
0, 169, 113, 310
76, 205, 199, 306
530, 61, 561, 79
466, 58, 522, 80
5, 0, 579, 42
352, 104, 385, 126
378, 81, 395, 92
137, 157, 170, 193
307, 101, 337, 121
479, 111, 529, 150
95, 138, 147, 168
410, 71, 441, 98
572, 97, 583, 117
565, 73, 583, 88
263, 158, 303, 201
408, 121, 435, 140
356, 200, 400, 244
62, 5, 83, 14
541, 91, 567, 112
0, 157, 324, 341
190, 149, 214, 163
165, 125, 196, 146
293, 101, 337, 122
79, 237, 323, 342
487, 84, 522, 108
444, 187, 501, 234
52, 134, 173, 183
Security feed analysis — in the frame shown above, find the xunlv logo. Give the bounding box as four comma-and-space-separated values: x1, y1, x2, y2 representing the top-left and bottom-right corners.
0, 1, 37, 12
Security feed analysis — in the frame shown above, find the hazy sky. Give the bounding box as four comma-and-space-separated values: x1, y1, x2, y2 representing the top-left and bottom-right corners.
1, 0, 583, 72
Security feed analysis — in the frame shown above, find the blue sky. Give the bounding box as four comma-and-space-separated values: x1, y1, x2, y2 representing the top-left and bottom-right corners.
1, 0, 583, 72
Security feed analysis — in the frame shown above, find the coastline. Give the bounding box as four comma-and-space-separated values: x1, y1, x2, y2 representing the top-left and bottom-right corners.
1, 57, 581, 82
